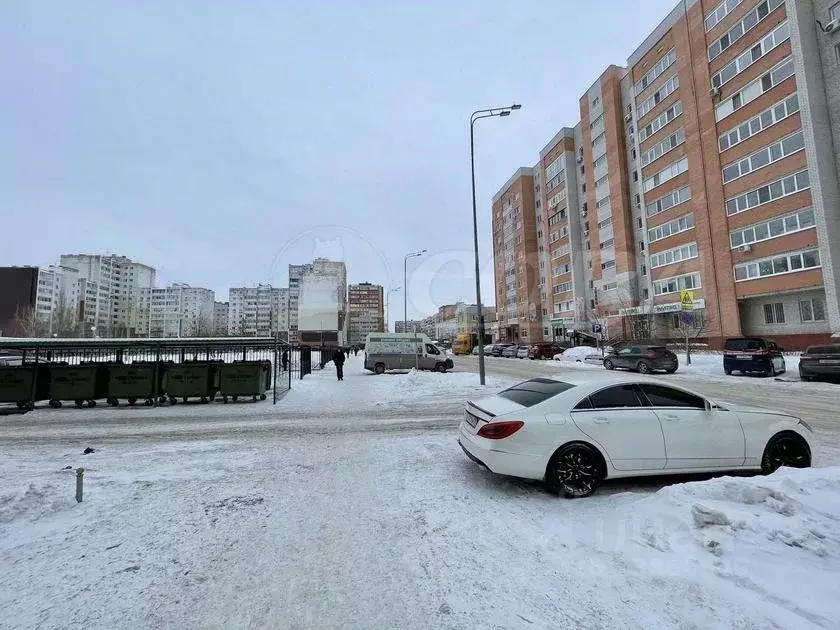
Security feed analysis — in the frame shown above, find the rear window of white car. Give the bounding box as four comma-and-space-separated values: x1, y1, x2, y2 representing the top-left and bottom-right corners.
497, 378, 575, 407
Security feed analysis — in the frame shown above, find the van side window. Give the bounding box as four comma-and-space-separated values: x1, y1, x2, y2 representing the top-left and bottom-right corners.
425, 344, 439, 355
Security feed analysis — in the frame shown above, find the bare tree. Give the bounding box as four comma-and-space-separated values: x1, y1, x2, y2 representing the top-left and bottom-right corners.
52, 296, 81, 337
193, 314, 214, 337
11, 306, 47, 338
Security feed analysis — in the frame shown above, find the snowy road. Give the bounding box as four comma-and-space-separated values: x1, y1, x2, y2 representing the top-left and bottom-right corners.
2, 356, 839, 629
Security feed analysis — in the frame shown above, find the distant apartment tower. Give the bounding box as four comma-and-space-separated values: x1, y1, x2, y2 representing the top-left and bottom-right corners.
136, 284, 215, 337
59, 254, 156, 337
395, 320, 426, 333
492, 167, 542, 343
213, 301, 229, 336
228, 284, 284, 337
347, 282, 384, 344
298, 259, 347, 346
287, 263, 312, 343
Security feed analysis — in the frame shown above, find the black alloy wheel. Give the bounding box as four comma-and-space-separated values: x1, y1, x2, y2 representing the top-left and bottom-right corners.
761, 433, 811, 474
547, 444, 604, 498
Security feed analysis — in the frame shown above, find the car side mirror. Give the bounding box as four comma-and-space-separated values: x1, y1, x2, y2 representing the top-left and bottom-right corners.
704, 399, 713, 412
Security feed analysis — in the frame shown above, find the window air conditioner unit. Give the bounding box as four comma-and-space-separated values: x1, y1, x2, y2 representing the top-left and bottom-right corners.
824, 19, 839, 33
581, 210, 588, 218
576, 155, 583, 163
739, 243, 752, 253
710, 86, 720, 98
624, 114, 633, 123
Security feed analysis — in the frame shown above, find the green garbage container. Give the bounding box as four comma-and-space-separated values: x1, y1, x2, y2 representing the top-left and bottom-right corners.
218, 361, 270, 403
48, 363, 107, 409
165, 361, 221, 404
106, 362, 165, 407
0, 365, 39, 410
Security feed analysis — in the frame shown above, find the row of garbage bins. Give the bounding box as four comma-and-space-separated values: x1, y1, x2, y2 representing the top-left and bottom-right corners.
0, 360, 273, 410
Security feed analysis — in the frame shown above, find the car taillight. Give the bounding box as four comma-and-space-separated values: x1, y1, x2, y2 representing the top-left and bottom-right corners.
477, 420, 524, 440
645, 353, 657, 359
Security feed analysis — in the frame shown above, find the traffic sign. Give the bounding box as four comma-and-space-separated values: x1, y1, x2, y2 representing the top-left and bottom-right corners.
680, 290, 695, 310
592, 323, 602, 334
681, 312, 694, 325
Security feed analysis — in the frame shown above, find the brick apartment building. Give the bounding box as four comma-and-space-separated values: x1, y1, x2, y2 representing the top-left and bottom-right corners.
491, 0, 840, 349
347, 282, 384, 345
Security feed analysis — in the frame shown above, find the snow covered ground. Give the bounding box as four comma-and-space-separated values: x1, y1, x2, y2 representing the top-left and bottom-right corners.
2, 356, 839, 629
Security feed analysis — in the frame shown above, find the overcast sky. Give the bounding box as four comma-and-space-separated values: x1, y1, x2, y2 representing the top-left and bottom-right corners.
1, 0, 678, 325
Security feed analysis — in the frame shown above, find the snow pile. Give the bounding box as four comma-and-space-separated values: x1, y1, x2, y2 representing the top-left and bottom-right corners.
608, 467, 840, 627
0, 481, 76, 525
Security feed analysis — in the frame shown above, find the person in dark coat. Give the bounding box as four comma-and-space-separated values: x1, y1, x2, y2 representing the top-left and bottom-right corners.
281, 349, 289, 372
353, 346, 358, 357
332, 347, 346, 381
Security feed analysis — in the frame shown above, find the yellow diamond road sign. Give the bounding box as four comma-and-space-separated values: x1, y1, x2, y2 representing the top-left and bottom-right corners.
680, 290, 695, 310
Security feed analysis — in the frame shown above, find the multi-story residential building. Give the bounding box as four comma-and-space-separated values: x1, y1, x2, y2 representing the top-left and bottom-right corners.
59, 254, 156, 337
136, 284, 215, 337
298, 259, 347, 346
537, 128, 589, 341
347, 282, 384, 344
288, 263, 313, 343
213, 301, 230, 336
228, 284, 284, 337
34, 265, 82, 335
492, 168, 542, 343
489, 0, 840, 349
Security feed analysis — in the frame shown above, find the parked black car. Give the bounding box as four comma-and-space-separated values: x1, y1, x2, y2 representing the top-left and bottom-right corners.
603, 345, 678, 374
723, 337, 786, 377
798, 344, 840, 382
491, 344, 513, 357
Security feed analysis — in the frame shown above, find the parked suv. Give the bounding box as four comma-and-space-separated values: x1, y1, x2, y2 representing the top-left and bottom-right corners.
798, 344, 840, 382
603, 345, 678, 374
528, 342, 566, 360
515, 346, 530, 359
723, 337, 786, 377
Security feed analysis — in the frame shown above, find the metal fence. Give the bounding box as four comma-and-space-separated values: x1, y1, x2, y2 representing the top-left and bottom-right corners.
0, 337, 319, 412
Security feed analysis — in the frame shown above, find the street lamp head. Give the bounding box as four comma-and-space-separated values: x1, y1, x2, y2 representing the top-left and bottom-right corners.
510, 104, 522, 110
499, 110, 511, 117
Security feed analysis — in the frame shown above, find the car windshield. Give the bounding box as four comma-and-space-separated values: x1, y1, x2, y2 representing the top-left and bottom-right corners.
725, 339, 764, 351
497, 378, 576, 407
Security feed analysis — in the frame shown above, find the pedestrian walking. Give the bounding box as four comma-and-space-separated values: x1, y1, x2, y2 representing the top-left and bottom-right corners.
353, 346, 358, 357
332, 347, 346, 381
281, 349, 289, 372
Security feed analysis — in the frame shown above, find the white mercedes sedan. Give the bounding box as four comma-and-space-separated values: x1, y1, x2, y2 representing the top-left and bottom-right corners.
458, 377, 815, 498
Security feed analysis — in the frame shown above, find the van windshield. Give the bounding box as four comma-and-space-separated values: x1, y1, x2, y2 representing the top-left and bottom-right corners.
725, 339, 764, 351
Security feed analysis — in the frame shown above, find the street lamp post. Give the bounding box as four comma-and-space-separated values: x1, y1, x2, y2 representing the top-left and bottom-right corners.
470, 103, 522, 385
403, 250, 426, 333
385, 286, 400, 333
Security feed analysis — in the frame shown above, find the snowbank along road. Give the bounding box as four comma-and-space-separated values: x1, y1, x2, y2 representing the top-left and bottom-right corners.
2, 355, 839, 629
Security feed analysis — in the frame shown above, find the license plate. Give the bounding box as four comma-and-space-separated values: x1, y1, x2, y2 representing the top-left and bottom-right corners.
737, 354, 752, 360
464, 410, 478, 428
819, 359, 840, 365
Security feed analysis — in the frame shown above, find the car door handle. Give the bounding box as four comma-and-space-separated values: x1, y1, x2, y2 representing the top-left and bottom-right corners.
593, 417, 610, 424
663, 415, 680, 421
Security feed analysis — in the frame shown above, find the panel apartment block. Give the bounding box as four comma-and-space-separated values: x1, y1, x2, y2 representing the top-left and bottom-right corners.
492, 168, 542, 342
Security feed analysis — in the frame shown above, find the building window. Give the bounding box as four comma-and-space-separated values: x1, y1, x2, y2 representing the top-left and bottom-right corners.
637, 75, 679, 119
653, 272, 701, 296
722, 131, 804, 183
705, 0, 744, 31
729, 208, 815, 248
800, 298, 826, 322
708, 0, 784, 61
641, 128, 686, 168
639, 102, 683, 142
726, 169, 810, 216
601, 260, 616, 270
715, 56, 794, 122
711, 21, 790, 90
763, 302, 785, 324
634, 48, 677, 95
719, 93, 799, 152
643, 157, 688, 193
646, 185, 691, 217
650, 242, 698, 269
734, 249, 821, 281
